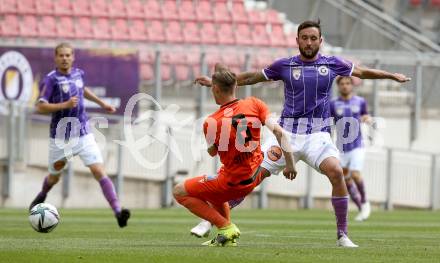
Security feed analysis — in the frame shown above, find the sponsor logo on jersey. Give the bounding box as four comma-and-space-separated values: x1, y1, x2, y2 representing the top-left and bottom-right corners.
75, 78, 84, 88
318, 66, 329, 76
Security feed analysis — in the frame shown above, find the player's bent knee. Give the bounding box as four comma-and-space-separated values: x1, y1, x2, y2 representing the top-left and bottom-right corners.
173, 183, 186, 197
53, 160, 66, 171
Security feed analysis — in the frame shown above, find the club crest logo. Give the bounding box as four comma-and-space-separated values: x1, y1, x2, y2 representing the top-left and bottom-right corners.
0, 51, 33, 104
292, 68, 301, 80
336, 107, 344, 116
62, 83, 69, 93
75, 79, 83, 88
318, 66, 329, 76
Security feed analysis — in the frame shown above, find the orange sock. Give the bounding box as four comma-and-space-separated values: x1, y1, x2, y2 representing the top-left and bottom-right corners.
212, 202, 230, 223
175, 195, 229, 228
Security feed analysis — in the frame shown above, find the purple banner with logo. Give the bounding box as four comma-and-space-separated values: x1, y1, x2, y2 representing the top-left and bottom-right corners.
0, 46, 139, 115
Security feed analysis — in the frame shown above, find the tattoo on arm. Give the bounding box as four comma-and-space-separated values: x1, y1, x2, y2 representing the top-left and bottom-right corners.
237, 72, 267, 86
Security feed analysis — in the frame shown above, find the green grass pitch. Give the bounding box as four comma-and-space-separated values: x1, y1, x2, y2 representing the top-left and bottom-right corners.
0, 208, 439, 263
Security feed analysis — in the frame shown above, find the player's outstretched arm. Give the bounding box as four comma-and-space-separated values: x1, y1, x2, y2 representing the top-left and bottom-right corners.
194, 71, 268, 87
84, 87, 116, 113
265, 117, 297, 180
352, 65, 411, 83
35, 97, 78, 114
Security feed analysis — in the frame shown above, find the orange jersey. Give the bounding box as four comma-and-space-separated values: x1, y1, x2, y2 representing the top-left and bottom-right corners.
203, 97, 270, 185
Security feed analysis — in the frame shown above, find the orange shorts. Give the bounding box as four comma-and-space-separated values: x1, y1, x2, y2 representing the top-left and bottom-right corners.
184, 169, 264, 205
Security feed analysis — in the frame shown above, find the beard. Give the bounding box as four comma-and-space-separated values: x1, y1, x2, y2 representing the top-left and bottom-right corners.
299, 46, 319, 59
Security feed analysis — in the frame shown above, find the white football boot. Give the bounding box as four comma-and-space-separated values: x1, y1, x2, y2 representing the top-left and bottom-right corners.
360, 202, 371, 220
190, 220, 212, 238
336, 234, 359, 248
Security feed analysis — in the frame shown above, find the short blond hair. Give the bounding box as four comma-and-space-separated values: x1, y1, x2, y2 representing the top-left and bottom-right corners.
54, 42, 74, 55
211, 63, 236, 93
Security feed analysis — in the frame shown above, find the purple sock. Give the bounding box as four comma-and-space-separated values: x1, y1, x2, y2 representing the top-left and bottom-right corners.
355, 180, 367, 204
347, 183, 362, 211
36, 176, 54, 199
99, 177, 121, 215
228, 197, 245, 209
331, 196, 348, 239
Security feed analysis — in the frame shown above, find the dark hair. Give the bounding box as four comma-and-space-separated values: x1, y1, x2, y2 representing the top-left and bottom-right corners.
297, 19, 321, 37
336, 76, 353, 85
212, 63, 236, 93
55, 42, 74, 55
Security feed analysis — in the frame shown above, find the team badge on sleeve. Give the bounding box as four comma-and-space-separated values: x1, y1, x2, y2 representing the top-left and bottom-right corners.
267, 146, 282, 161
292, 68, 301, 80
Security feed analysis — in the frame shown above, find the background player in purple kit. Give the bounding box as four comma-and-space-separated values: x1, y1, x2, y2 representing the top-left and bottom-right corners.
330, 76, 372, 222
29, 43, 130, 228
195, 20, 410, 247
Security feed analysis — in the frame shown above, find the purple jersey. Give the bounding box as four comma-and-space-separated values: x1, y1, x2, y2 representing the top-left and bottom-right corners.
330, 96, 368, 152
262, 54, 354, 134
38, 68, 90, 139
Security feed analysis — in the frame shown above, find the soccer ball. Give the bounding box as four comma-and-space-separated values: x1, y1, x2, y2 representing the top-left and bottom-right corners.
29, 203, 60, 233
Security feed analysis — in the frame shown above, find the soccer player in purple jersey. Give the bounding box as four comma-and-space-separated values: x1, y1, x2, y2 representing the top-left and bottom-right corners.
195, 20, 410, 247
29, 43, 130, 228
330, 76, 372, 222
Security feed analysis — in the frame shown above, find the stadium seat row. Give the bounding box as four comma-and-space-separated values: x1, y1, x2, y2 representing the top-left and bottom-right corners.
138, 48, 283, 81
0, 0, 283, 25
1, 15, 297, 48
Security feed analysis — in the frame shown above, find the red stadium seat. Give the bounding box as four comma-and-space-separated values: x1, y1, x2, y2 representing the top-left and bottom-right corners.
93, 18, 111, 39
147, 20, 165, 42
431, 0, 440, 7
253, 52, 273, 70
2, 15, 20, 36
72, 0, 91, 17
57, 17, 76, 39
108, 0, 127, 18
111, 19, 129, 40
222, 51, 243, 73
213, 2, 231, 23
144, 0, 162, 20
140, 63, 154, 80
410, 0, 422, 6
126, 0, 145, 19
38, 16, 57, 38
195, 1, 214, 22
234, 24, 253, 46
0, 0, 18, 14
128, 19, 148, 41
206, 51, 224, 74
162, 0, 179, 21
167, 52, 190, 81
270, 25, 287, 47
286, 32, 298, 48
186, 49, 201, 76
217, 23, 235, 45
200, 23, 218, 45
252, 24, 270, 47
267, 9, 282, 26
231, 2, 248, 24
165, 21, 184, 43
90, 0, 109, 17
19, 15, 38, 37
248, 10, 266, 25
75, 17, 93, 39
35, 0, 53, 15
183, 22, 201, 44
17, 0, 36, 15
179, 0, 196, 22
54, 0, 73, 16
